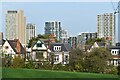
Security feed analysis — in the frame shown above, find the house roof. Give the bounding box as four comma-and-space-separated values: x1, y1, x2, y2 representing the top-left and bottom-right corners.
31, 40, 44, 48
85, 45, 92, 51
107, 46, 120, 50
7, 39, 25, 54
50, 43, 71, 52
95, 42, 105, 47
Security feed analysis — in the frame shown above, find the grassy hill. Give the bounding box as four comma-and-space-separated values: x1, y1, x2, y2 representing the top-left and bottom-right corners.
2, 68, 119, 78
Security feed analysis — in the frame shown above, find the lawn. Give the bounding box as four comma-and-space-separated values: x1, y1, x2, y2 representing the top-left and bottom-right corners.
2, 68, 119, 78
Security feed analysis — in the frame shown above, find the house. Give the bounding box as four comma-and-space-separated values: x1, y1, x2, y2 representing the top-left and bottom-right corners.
27, 40, 51, 61
107, 43, 120, 66
86, 42, 105, 52
49, 43, 71, 64
2, 39, 25, 58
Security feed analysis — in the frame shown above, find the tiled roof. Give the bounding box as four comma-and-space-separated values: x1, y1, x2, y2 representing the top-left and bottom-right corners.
107, 46, 120, 50
50, 43, 71, 52
96, 42, 105, 47
7, 39, 25, 54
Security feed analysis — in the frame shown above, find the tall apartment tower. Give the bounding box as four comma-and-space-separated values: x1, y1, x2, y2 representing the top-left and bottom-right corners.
26, 23, 36, 44
45, 21, 62, 41
97, 13, 115, 45
5, 10, 26, 46
77, 32, 97, 49
118, 1, 120, 42
61, 29, 68, 43
68, 36, 77, 49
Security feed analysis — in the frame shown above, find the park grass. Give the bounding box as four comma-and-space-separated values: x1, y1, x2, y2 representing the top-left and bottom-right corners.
2, 68, 119, 78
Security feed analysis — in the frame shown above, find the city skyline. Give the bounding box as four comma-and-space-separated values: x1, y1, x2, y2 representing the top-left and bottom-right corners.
1, 2, 118, 41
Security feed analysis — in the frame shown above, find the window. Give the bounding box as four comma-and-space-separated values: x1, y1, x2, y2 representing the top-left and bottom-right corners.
37, 43, 42, 47
64, 55, 69, 62
116, 60, 118, 65
5, 46, 9, 49
54, 55, 59, 62
112, 51, 114, 54
36, 52, 43, 60
54, 46, 61, 51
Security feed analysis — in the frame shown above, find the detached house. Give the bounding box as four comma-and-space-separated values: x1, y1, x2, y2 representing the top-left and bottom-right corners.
3, 39, 25, 58
27, 40, 51, 61
85, 42, 105, 52
107, 43, 120, 66
49, 43, 71, 64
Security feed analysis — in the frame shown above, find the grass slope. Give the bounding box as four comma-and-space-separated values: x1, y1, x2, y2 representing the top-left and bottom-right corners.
2, 68, 119, 78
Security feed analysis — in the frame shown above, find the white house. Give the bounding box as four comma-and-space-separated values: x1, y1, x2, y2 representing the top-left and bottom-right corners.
27, 40, 51, 61
2, 39, 25, 58
49, 43, 71, 64
86, 42, 105, 52
107, 44, 120, 66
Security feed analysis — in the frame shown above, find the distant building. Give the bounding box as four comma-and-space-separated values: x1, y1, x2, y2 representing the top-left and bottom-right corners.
0, 32, 3, 40
97, 13, 115, 45
26, 23, 36, 44
45, 21, 62, 41
118, 1, 120, 43
77, 32, 97, 49
5, 10, 26, 46
61, 29, 68, 43
68, 36, 77, 49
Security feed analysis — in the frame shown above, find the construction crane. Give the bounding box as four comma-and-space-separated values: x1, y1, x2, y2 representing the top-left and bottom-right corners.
111, 0, 119, 14
111, 0, 119, 45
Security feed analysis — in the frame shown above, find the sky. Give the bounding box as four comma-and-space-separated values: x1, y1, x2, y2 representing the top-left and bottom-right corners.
1, 2, 118, 41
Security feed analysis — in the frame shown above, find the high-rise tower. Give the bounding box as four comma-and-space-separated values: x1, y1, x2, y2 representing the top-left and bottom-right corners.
45, 21, 62, 41
26, 23, 36, 43
6, 10, 26, 46
97, 13, 115, 45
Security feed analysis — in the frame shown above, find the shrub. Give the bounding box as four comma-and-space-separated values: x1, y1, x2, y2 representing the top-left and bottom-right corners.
25, 61, 34, 69
12, 55, 25, 68
117, 65, 120, 75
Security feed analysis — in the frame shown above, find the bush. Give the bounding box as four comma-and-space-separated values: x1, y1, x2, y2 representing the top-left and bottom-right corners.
25, 61, 34, 69
12, 55, 25, 68
117, 65, 120, 75
105, 66, 118, 75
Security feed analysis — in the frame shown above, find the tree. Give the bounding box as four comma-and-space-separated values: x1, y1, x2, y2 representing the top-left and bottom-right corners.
85, 38, 105, 45
83, 47, 112, 73
38, 34, 49, 39
69, 48, 84, 71
27, 34, 50, 48
28, 37, 38, 48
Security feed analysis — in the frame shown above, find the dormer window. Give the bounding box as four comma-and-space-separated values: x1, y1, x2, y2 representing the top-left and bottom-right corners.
54, 46, 61, 51
37, 43, 42, 47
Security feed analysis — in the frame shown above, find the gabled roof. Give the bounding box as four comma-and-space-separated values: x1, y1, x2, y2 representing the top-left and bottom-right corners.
50, 43, 71, 52
31, 40, 44, 48
7, 39, 25, 54
85, 45, 92, 51
96, 42, 105, 47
